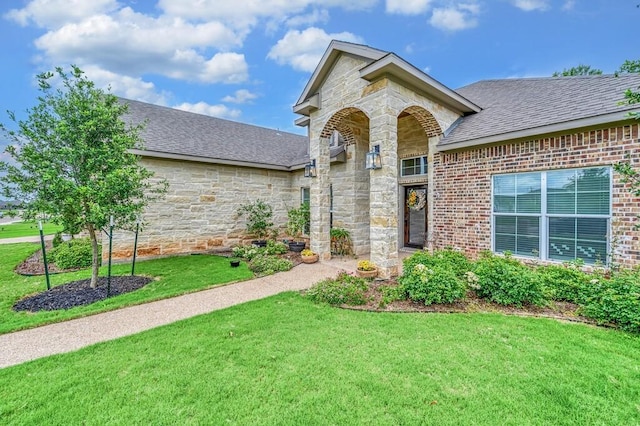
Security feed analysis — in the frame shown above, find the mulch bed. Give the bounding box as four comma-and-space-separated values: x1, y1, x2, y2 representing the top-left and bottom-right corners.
13, 276, 154, 312
14, 242, 75, 275
344, 279, 594, 325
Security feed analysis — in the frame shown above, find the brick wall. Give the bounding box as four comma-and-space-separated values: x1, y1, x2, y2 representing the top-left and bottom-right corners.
432, 123, 640, 267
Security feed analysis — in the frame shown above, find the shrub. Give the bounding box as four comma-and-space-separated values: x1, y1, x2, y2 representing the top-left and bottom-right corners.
50, 238, 95, 269
399, 264, 466, 305
473, 251, 546, 307
248, 254, 292, 277
264, 240, 288, 255
305, 272, 369, 305
330, 227, 352, 256
52, 231, 63, 248
537, 263, 591, 303
402, 248, 471, 279
236, 200, 274, 240
580, 271, 640, 333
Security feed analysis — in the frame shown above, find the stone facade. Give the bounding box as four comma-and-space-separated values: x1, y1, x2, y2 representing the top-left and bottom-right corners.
107, 157, 306, 260
432, 123, 640, 267
307, 54, 461, 277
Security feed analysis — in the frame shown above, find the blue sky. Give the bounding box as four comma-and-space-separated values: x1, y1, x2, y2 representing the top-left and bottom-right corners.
1, 0, 638, 160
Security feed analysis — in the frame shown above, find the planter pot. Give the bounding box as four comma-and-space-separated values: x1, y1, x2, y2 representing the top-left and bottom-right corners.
252, 240, 268, 248
356, 268, 378, 279
288, 241, 306, 252
61, 233, 72, 242
301, 254, 319, 264
230, 260, 241, 268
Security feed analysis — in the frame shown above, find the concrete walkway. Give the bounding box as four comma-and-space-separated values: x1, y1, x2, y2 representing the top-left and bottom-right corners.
0, 258, 359, 369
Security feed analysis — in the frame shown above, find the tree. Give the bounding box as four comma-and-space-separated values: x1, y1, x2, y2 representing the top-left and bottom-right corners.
552, 64, 603, 77
0, 66, 167, 288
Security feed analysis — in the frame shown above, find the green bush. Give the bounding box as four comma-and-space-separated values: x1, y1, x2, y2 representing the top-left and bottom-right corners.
305, 272, 369, 305
473, 251, 546, 307
50, 238, 95, 269
537, 263, 592, 303
580, 271, 640, 333
248, 254, 293, 277
52, 231, 63, 248
399, 264, 466, 305
402, 248, 471, 279
232, 240, 288, 260
264, 240, 288, 255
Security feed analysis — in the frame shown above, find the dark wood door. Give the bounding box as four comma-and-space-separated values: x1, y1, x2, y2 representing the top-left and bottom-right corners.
404, 186, 427, 248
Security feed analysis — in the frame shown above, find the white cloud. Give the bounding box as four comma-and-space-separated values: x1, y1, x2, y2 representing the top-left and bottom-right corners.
174, 102, 241, 119
285, 9, 330, 27
81, 65, 169, 105
268, 27, 364, 72
386, 0, 433, 15
222, 89, 259, 104
429, 4, 479, 31
32, 9, 248, 84
562, 0, 576, 11
4, 0, 118, 28
511, 0, 550, 12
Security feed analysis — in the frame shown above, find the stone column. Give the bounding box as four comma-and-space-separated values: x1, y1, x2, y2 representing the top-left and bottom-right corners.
426, 135, 441, 252
310, 135, 332, 260
368, 113, 399, 278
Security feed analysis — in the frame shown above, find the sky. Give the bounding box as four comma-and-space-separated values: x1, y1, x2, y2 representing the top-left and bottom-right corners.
0, 0, 638, 161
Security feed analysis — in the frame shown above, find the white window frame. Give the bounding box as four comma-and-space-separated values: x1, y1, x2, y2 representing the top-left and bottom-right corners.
491, 167, 612, 264
400, 156, 428, 177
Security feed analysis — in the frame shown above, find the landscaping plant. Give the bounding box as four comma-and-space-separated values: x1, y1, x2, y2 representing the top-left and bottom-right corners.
305, 272, 369, 305
236, 199, 274, 241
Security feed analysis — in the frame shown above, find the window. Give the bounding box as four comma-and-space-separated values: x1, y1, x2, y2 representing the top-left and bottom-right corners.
492, 167, 610, 264
401, 156, 428, 177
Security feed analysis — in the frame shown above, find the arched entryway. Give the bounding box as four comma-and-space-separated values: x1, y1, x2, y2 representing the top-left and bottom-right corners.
397, 106, 443, 250
311, 107, 371, 257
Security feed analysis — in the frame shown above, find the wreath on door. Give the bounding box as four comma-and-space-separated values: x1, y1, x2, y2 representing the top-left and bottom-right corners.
407, 188, 426, 211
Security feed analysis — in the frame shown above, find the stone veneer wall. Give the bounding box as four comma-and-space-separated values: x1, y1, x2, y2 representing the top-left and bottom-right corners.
107, 157, 302, 260
432, 124, 640, 268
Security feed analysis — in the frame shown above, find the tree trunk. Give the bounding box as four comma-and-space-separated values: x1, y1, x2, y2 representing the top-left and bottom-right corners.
87, 224, 100, 289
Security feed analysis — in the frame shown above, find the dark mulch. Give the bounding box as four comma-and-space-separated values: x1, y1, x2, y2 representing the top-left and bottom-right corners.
346, 280, 593, 325
13, 276, 153, 312
15, 243, 76, 276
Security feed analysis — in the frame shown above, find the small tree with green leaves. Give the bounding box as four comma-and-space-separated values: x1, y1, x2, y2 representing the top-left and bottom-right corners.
0, 65, 168, 288
552, 64, 603, 77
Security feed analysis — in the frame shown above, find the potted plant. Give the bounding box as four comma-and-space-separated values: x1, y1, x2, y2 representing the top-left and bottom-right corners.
300, 248, 319, 264
356, 260, 378, 278
236, 200, 274, 247
286, 202, 309, 252
230, 258, 241, 268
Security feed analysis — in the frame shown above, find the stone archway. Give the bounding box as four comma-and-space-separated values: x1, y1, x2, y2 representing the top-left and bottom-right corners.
313, 108, 371, 257
397, 106, 443, 250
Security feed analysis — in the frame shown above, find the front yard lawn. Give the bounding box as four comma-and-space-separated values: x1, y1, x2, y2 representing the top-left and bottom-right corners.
0, 243, 253, 334
0, 292, 638, 424
0, 220, 63, 239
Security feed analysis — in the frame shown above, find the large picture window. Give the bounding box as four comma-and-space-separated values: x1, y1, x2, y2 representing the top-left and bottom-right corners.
492, 167, 610, 264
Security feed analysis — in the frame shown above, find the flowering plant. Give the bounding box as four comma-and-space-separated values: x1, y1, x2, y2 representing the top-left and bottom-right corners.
357, 260, 376, 271
407, 188, 426, 211
301, 249, 316, 256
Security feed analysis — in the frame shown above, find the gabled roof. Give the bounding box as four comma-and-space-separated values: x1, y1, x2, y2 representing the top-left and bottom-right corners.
294, 40, 480, 123
440, 74, 640, 150
121, 98, 309, 170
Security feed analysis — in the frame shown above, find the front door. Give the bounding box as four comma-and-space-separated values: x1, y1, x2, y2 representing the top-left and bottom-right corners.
404, 186, 427, 248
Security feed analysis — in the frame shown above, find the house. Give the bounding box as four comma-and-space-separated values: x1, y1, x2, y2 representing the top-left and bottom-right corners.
111, 41, 640, 277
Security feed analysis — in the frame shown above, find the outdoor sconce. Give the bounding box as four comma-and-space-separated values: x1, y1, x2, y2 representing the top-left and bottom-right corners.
365, 145, 382, 170
304, 159, 317, 178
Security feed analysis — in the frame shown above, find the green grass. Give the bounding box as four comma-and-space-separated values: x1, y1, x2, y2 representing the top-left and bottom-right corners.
0, 243, 253, 334
0, 221, 63, 239
0, 293, 638, 425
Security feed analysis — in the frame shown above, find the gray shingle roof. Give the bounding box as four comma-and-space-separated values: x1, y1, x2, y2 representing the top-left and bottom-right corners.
441, 74, 640, 148
121, 98, 309, 169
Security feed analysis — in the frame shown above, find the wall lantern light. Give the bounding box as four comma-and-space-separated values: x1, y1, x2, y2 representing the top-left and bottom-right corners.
365, 145, 382, 170
304, 159, 317, 178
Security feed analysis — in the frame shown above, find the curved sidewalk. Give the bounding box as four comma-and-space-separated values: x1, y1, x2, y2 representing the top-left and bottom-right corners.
0, 259, 357, 369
